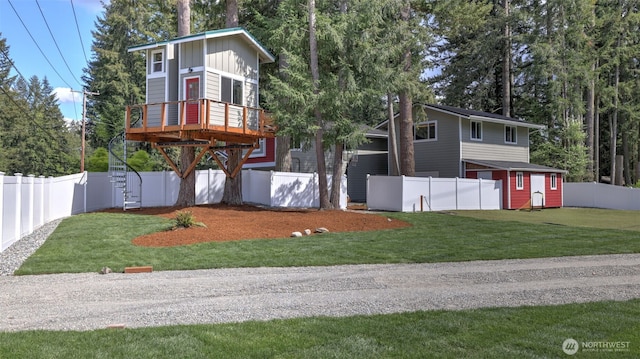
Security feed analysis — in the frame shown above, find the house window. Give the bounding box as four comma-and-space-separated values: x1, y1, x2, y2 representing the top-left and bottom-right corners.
221, 76, 244, 106
290, 136, 303, 151
505, 125, 517, 144
516, 172, 524, 190
415, 121, 437, 141
471, 121, 482, 141
151, 50, 164, 73
550, 173, 557, 190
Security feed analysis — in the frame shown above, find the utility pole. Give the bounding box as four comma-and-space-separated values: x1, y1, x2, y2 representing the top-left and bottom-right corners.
80, 89, 99, 172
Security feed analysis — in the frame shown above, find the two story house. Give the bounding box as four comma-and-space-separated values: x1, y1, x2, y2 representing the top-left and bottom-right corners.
419, 104, 565, 209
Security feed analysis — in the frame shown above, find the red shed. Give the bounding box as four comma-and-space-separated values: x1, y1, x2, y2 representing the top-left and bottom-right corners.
464, 159, 567, 209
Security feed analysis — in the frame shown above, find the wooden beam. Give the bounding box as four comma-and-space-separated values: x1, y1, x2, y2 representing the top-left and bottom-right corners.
154, 145, 182, 177
181, 146, 210, 179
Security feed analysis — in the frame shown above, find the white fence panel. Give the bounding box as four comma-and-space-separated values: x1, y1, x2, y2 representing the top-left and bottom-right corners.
86, 172, 112, 212
196, 169, 226, 205
367, 175, 502, 212
564, 182, 640, 210
2, 175, 19, 251
270, 171, 317, 208
481, 178, 502, 209
367, 175, 404, 211
243, 169, 272, 206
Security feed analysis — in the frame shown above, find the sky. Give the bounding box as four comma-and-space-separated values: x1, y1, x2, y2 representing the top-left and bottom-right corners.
0, 0, 109, 122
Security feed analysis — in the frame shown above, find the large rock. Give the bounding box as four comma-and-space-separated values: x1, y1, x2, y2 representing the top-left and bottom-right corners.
291, 231, 303, 237
314, 227, 329, 233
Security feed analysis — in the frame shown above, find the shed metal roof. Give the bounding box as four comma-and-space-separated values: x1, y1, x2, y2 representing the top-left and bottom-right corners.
463, 159, 568, 173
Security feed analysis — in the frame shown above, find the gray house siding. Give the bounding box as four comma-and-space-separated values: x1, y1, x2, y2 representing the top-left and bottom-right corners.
460, 120, 529, 162
167, 44, 179, 125
414, 110, 461, 177
146, 77, 165, 127
347, 137, 388, 202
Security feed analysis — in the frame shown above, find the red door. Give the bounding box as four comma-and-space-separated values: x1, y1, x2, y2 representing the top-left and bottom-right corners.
185, 78, 199, 124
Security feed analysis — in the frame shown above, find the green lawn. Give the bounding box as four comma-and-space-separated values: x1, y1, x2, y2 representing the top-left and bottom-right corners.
1, 300, 638, 358
16, 208, 640, 275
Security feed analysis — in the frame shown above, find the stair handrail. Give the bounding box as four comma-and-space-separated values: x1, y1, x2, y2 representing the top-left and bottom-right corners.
108, 130, 143, 209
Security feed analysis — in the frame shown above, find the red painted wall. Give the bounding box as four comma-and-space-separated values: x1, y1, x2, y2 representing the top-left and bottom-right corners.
510, 172, 531, 210
545, 173, 563, 208
245, 137, 275, 165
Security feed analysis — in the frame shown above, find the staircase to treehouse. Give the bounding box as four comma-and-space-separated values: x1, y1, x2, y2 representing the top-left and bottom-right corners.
108, 132, 142, 210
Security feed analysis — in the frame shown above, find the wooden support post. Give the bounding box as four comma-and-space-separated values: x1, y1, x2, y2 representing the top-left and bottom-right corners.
243, 107, 248, 134
154, 145, 182, 177
224, 103, 229, 132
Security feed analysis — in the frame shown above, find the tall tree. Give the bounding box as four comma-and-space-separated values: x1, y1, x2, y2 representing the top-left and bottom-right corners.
221, 0, 245, 206
175, 0, 197, 207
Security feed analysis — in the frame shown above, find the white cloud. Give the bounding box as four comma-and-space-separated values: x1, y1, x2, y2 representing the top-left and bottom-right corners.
74, 0, 110, 14
53, 87, 82, 104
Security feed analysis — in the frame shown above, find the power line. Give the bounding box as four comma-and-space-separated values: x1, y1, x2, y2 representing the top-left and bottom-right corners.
35, 0, 84, 88
6, 0, 75, 90
70, 0, 89, 64
0, 48, 32, 99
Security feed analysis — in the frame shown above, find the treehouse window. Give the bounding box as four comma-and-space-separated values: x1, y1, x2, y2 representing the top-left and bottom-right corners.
221, 77, 243, 106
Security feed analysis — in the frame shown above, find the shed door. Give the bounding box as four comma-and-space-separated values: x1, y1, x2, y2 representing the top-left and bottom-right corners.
530, 174, 545, 207
185, 77, 199, 125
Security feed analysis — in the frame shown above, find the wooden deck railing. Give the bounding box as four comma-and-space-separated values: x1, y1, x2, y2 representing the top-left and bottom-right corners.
125, 99, 275, 141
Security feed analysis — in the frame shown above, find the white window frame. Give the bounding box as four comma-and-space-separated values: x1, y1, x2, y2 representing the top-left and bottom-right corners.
505, 125, 517, 144
470, 120, 482, 141
516, 172, 524, 190
151, 49, 164, 74
221, 76, 244, 106
415, 120, 437, 141
550, 173, 557, 190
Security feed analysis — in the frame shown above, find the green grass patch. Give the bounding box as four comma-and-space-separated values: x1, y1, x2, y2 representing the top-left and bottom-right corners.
1, 300, 638, 358
453, 207, 640, 231
16, 209, 640, 275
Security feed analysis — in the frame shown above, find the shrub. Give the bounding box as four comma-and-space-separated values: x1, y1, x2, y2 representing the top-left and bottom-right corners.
174, 211, 206, 229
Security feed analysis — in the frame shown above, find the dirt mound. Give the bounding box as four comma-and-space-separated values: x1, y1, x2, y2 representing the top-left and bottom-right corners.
101, 204, 410, 247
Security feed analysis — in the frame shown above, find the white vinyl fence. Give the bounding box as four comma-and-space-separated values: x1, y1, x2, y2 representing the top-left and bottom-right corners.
564, 182, 640, 210
1, 170, 347, 253
367, 175, 502, 212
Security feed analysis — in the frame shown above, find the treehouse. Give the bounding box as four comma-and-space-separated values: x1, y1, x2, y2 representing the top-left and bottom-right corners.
125, 27, 276, 179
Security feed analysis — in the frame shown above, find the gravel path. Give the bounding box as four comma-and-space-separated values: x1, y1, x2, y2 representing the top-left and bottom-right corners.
1, 253, 639, 332
1, 221, 639, 332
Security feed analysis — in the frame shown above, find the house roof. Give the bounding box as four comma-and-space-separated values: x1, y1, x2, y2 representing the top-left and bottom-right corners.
424, 104, 546, 130
128, 27, 275, 64
463, 159, 568, 174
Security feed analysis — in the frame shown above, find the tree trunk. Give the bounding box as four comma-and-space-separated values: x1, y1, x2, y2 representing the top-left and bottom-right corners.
387, 93, 400, 176
308, 0, 330, 209
329, 141, 344, 208
221, 0, 244, 205
226, 0, 239, 28
610, 45, 620, 186
586, 62, 596, 182
175, 0, 195, 207
398, 2, 415, 177
502, 0, 511, 117
274, 53, 291, 172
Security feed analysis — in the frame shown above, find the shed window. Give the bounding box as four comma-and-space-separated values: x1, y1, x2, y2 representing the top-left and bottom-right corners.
516, 172, 524, 190
151, 50, 163, 73
221, 76, 243, 106
471, 121, 482, 141
505, 125, 517, 144
550, 173, 557, 190
415, 121, 437, 141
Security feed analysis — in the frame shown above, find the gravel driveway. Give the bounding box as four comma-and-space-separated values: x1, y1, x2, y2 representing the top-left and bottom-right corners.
1, 253, 639, 332
1, 221, 639, 332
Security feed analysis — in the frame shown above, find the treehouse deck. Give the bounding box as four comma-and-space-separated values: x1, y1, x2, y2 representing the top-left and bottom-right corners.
125, 99, 275, 145
124, 98, 276, 179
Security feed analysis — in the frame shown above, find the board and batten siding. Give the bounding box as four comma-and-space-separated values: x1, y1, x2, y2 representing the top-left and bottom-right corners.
180, 41, 204, 69
206, 37, 257, 80
414, 110, 461, 178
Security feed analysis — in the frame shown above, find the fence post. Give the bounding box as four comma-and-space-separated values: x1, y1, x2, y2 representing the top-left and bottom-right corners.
0, 172, 4, 249
14, 173, 22, 242
428, 177, 432, 211
38, 176, 45, 227
27, 174, 35, 236
479, 178, 483, 210
455, 177, 459, 210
